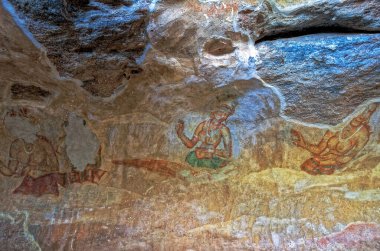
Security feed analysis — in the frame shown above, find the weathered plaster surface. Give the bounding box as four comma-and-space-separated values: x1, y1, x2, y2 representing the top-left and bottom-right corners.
0, 0, 379, 250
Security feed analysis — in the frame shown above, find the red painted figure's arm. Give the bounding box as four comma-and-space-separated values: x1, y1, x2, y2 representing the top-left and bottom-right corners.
304, 130, 334, 155
292, 129, 334, 155
176, 120, 203, 149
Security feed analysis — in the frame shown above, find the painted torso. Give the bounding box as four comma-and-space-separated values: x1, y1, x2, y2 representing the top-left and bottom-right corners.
198, 120, 224, 149
322, 126, 370, 156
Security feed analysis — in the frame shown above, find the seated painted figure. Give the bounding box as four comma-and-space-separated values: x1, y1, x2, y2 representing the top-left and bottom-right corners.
176, 104, 234, 169
291, 103, 377, 175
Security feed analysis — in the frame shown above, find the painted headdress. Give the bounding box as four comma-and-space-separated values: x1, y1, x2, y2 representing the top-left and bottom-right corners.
215, 103, 236, 116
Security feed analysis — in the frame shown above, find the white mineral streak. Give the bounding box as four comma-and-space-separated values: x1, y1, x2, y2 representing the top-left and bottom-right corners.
1, 0, 41, 48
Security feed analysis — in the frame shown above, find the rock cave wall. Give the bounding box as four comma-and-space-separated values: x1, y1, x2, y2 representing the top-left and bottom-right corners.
0, 0, 379, 250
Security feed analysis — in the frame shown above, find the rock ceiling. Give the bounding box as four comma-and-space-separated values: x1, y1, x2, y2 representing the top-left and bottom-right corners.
0, 0, 379, 250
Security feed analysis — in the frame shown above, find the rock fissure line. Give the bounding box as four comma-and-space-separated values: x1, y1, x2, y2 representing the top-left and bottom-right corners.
255, 26, 380, 44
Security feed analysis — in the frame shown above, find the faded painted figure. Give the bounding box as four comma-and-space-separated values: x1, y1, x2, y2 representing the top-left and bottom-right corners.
0, 135, 105, 197
176, 104, 235, 169
0, 135, 59, 178
0, 108, 106, 197
291, 103, 378, 175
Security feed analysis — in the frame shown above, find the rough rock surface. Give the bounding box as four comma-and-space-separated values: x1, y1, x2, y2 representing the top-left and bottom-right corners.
8, 0, 149, 97
0, 0, 379, 250
238, 0, 380, 40
256, 33, 380, 124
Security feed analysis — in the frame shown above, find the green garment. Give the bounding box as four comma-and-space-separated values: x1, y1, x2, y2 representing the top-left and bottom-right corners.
185, 151, 225, 169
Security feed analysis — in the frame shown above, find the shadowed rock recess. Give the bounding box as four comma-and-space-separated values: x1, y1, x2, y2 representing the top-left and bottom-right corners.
0, 0, 379, 250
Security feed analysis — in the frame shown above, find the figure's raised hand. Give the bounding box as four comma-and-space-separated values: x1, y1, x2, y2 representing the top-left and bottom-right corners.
176, 120, 185, 136
291, 129, 305, 148
368, 103, 378, 113
0, 160, 13, 177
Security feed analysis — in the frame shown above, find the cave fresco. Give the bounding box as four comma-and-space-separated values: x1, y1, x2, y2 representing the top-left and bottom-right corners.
3, 80, 375, 188
292, 103, 378, 175
0, 87, 379, 247
109, 80, 282, 182
111, 90, 379, 182
0, 106, 106, 197
173, 101, 380, 179
1, 0, 380, 250
176, 103, 235, 169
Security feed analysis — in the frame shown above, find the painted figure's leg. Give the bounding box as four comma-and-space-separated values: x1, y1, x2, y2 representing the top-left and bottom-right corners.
185, 151, 198, 167
301, 158, 337, 175
13, 173, 64, 196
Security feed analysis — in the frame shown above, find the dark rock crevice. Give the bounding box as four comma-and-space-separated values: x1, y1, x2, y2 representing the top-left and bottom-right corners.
10, 83, 52, 101
255, 26, 380, 44
238, 0, 379, 42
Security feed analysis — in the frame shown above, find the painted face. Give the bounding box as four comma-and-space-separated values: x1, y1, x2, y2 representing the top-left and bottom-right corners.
213, 111, 229, 123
